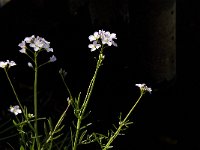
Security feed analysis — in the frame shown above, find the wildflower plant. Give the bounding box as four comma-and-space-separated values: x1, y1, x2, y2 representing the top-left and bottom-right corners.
0, 30, 152, 150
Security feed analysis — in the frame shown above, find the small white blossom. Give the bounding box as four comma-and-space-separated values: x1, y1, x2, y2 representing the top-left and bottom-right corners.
8, 60, 16, 68
89, 32, 100, 42
135, 83, 152, 94
18, 41, 27, 53
49, 55, 57, 62
0, 60, 16, 69
88, 41, 101, 51
0, 61, 8, 68
9, 105, 22, 115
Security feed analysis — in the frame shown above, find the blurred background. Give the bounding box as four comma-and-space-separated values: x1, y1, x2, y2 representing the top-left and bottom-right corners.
0, 0, 185, 149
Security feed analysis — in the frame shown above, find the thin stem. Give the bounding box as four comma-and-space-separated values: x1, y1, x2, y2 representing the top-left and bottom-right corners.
81, 51, 103, 116
34, 53, 40, 149
4, 68, 35, 133
122, 93, 143, 122
103, 93, 143, 150
4, 68, 23, 111
72, 118, 81, 150
60, 73, 72, 99
72, 50, 104, 150
38, 61, 50, 69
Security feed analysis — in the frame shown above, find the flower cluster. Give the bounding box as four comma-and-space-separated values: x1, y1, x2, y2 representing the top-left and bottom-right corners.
0, 60, 16, 69
18, 35, 53, 53
9, 105, 22, 115
135, 83, 152, 94
18, 35, 56, 67
88, 30, 117, 51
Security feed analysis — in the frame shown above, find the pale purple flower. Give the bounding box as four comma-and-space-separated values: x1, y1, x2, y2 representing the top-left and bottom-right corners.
49, 55, 57, 62
24, 35, 35, 43
88, 30, 117, 51
29, 36, 44, 51
135, 83, 152, 94
18, 41, 27, 53
9, 105, 22, 115
89, 32, 100, 42
46, 48, 53, 52
88, 41, 101, 51
100, 31, 117, 47
41, 38, 53, 52
19, 35, 53, 52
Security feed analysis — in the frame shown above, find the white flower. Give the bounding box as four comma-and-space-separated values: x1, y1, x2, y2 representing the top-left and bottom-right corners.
49, 55, 57, 62
88, 41, 101, 51
7, 60, 16, 68
100, 31, 117, 47
0, 61, 8, 68
41, 38, 53, 52
29, 36, 44, 51
20, 35, 53, 52
135, 83, 152, 94
18, 41, 27, 53
24, 35, 35, 43
9, 105, 22, 115
89, 32, 100, 42
46, 48, 53, 52
0, 60, 16, 69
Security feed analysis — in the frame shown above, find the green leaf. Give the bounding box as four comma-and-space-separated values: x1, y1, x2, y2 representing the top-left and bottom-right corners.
80, 122, 92, 130
54, 125, 65, 134
52, 133, 63, 140
44, 121, 48, 136
79, 130, 87, 144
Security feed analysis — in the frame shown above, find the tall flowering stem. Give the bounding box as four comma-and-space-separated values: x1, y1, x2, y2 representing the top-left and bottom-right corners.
5, 73, 22, 110
72, 30, 117, 150
72, 50, 104, 150
33, 51, 40, 149
103, 84, 152, 150
18, 35, 56, 149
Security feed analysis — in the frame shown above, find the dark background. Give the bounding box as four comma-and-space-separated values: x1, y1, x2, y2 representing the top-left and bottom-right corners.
0, 0, 191, 149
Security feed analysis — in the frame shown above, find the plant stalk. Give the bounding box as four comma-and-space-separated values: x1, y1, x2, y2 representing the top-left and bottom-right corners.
103, 93, 143, 150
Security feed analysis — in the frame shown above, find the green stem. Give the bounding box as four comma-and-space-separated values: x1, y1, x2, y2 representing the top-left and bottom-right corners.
72, 51, 104, 150
72, 118, 81, 150
41, 102, 71, 150
4, 68, 35, 133
4, 68, 23, 111
60, 74, 72, 99
34, 53, 40, 149
122, 93, 143, 122
103, 93, 143, 150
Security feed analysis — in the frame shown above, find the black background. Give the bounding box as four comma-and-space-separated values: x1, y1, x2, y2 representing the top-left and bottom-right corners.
0, 0, 194, 149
